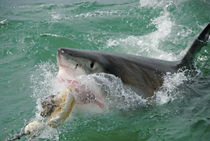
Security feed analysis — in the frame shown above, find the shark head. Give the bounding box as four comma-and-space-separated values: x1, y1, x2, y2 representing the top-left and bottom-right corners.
56, 48, 107, 111
57, 48, 107, 79
56, 48, 166, 97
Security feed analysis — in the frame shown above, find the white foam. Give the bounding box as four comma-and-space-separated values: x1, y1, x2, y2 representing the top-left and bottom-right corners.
40, 33, 61, 37
106, 9, 176, 61
155, 71, 187, 104
139, 0, 176, 8
30, 62, 146, 113
0, 19, 8, 24
51, 12, 62, 21
24, 120, 59, 141
105, 0, 194, 61
29, 60, 189, 140
139, 0, 162, 7
28, 62, 190, 141
30, 62, 58, 99
75, 10, 120, 18
88, 73, 147, 110
30, 62, 66, 140
37, 126, 59, 141
30, 62, 187, 110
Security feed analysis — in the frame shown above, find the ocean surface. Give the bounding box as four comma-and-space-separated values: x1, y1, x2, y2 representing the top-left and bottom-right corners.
0, 0, 210, 140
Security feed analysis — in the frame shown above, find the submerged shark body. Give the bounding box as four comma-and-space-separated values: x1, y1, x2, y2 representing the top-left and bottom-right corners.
57, 23, 210, 98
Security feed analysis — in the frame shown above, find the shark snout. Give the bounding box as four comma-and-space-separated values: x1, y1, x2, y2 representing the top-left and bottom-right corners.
57, 48, 79, 58
57, 48, 69, 68
57, 48, 81, 70
57, 48, 67, 56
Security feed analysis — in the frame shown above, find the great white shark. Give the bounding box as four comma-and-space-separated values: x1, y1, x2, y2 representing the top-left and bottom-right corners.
56, 23, 210, 98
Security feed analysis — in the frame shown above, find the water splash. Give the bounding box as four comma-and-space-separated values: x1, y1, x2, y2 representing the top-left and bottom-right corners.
89, 72, 188, 107
30, 62, 189, 110
139, 0, 176, 8
155, 71, 188, 105
29, 62, 60, 140
40, 33, 62, 37
74, 10, 120, 18
29, 61, 190, 140
51, 12, 62, 20
88, 73, 148, 110
0, 19, 8, 25
30, 62, 58, 99
106, 0, 178, 61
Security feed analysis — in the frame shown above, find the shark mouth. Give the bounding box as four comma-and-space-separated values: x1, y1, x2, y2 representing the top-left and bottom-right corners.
56, 49, 79, 84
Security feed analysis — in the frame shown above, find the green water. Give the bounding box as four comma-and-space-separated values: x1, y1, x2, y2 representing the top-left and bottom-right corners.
1, 0, 210, 140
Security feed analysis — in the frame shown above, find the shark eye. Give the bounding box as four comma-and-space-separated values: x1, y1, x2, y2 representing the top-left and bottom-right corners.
90, 61, 94, 69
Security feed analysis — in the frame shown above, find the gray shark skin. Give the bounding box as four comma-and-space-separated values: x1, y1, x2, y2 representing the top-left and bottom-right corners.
57, 23, 210, 98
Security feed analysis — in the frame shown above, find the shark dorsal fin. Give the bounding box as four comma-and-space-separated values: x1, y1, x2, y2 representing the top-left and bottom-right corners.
179, 23, 210, 68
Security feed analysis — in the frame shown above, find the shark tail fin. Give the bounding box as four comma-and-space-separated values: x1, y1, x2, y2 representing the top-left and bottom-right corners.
178, 23, 210, 69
